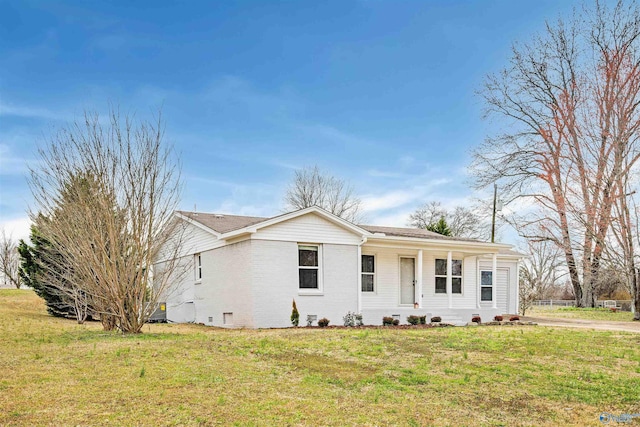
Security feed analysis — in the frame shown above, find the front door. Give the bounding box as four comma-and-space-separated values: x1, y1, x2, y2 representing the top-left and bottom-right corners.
400, 257, 415, 305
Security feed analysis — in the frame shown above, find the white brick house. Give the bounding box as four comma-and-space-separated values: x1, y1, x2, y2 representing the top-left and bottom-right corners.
159, 206, 523, 328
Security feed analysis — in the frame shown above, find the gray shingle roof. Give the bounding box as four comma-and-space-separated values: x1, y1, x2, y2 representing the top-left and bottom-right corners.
358, 224, 483, 242
176, 210, 508, 247
177, 211, 267, 234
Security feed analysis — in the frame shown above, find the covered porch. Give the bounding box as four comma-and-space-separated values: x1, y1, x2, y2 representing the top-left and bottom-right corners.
356, 237, 518, 325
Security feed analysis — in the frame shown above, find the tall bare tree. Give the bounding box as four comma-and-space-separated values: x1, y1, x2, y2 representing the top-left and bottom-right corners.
0, 229, 21, 289
284, 165, 362, 222
607, 180, 640, 319
472, 1, 640, 307
408, 201, 489, 240
519, 240, 565, 315
29, 109, 186, 333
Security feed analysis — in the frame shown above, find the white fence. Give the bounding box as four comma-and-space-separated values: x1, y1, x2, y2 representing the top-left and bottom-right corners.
533, 299, 633, 311
532, 299, 576, 307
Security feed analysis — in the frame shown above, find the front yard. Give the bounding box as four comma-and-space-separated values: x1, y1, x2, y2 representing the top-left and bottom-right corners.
528, 305, 636, 322
1, 290, 639, 426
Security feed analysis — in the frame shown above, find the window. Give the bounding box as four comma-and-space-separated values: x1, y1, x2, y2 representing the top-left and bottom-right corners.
481, 271, 493, 301
435, 258, 462, 294
299, 245, 320, 289
195, 253, 202, 281
361, 255, 375, 292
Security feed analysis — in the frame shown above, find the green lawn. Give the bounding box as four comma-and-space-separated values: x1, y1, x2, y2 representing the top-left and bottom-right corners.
1, 290, 639, 426
528, 305, 636, 322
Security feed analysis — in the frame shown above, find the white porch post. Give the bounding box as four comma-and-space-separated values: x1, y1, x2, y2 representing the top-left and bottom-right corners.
476, 257, 481, 309
492, 253, 498, 309
447, 250, 453, 309
357, 244, 362, 313
417, 250, 423, 308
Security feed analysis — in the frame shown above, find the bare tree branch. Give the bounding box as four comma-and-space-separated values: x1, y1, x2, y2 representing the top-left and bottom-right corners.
284, 165, 363, 223
0, 229, 21, 289
28, 108, 187, 333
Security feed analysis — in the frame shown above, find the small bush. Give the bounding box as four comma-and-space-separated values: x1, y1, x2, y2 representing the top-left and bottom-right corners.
509, 315, 520, 322
471, 316, 481, 323
318, 318, 330, 327
610, 308, 617, 312
392, 319, 400, 326
431, 316, 441, 323
290, 299, 299, 327
382, 316, 394, 326
419, 315, 427, 325
343, 311, 363, 327
407, 315, 421, 325
306, 315, 314, 327
494, 315, 503, 322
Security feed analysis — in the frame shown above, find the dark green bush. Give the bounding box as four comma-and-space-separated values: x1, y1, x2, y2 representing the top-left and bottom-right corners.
382, 316, 394, 326
407, 315, 421, 325
318, 317, 330, 327
430, 316, 441, 323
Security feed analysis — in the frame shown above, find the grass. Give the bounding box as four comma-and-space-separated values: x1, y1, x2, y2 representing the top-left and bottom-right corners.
1, 290, 639, 426
528, 305, 636, 322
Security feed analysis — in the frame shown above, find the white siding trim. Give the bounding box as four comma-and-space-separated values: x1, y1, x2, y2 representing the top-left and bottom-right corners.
417, 250, 423, 308
492, 253, 498, 309
447, 251, 453, 309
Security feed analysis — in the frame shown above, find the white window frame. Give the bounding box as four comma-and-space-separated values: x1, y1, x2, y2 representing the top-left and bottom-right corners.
361, 254, 375, 293
480, 270, 493, 302
435, 258, 462, 294
298, 244, 322, 293
195, 253, 202, 282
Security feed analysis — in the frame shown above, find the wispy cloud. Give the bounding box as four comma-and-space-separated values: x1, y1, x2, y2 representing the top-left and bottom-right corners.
0, 144, 35, 176
0, 102, 65, 121
0, 216, 31, 242
361, 178, 449, 212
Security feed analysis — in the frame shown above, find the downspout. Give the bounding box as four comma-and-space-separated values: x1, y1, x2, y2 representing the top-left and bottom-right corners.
357, 237, 367, 313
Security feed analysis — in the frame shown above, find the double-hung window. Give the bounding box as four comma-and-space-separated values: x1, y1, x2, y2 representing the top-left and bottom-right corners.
435, 258, 462, 294
481, 271, 493, 301
195, 253, 202, 281
361, 255, 375, 292
298, 245, 320, 289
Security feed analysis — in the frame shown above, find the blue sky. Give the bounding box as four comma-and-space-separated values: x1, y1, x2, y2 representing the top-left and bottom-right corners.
0, 0, 590, 242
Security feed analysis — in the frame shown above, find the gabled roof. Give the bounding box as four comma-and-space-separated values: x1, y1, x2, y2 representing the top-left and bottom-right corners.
174, 207, 515, 252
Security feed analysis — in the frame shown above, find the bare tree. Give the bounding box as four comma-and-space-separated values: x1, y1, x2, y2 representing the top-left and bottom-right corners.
29, 109, 186, 333
284, 165, 362, 222
408, 202, 488, 240
519, 240, 565, 315
408, 202, 447, 229
607, 182, 640, 319
0, 229, 21, 289
472, 1, 640, 307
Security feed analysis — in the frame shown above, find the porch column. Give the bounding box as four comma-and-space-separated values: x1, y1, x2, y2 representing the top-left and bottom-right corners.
447, 250, 453, 309
417, 249, 423, 308
357, 244, 362, 313
476, 257, 481, 309
492, 253, 498, 309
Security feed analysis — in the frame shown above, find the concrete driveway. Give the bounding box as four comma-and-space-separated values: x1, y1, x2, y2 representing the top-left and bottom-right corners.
522, 316, 640, 333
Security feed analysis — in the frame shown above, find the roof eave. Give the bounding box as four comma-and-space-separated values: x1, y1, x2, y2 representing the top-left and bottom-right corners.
366, 234, 513, 251
218, 206, 373, 240
174, 212, 222, 238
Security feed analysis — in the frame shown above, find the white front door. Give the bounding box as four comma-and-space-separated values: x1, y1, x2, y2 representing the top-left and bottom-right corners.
400, 257, 415, 305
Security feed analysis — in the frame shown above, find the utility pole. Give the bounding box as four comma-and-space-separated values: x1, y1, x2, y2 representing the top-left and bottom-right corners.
491, 183, 497, 243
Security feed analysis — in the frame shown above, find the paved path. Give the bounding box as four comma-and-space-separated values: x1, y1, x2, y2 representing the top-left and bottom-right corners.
522, 316, 640, 333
